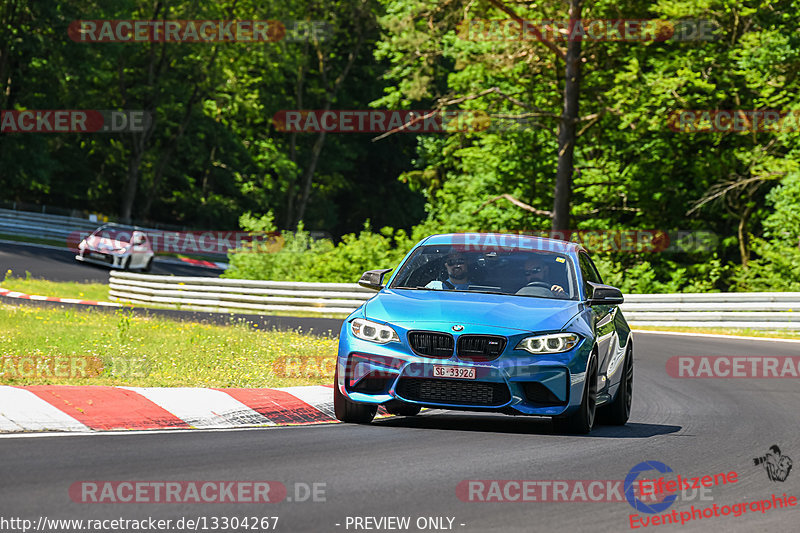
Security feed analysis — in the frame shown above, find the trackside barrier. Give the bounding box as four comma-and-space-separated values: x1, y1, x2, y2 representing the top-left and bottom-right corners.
621, 293, 800, 329
0, 207, 183, 242
108, 272, 800, 328
109, 271, 376, 315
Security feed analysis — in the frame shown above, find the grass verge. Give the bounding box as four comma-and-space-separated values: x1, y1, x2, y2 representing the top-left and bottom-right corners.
0, 304, 337, 387
632, 325, 800, 340
0, 233, 66, 247
2, 270, 110, 302
2, 270, 351, 318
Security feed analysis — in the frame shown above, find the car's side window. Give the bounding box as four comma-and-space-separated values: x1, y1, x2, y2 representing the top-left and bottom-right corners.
584, 253, 603, 285
578, 252, 602, 296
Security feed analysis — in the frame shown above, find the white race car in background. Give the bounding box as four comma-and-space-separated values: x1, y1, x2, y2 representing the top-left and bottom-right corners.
75, 223, 154, 271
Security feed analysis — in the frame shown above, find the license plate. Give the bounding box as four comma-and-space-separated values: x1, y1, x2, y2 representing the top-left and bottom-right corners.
89, 252, 106, 259
433, 365, 476, 379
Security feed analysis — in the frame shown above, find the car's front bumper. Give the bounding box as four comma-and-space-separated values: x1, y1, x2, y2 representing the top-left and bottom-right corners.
336, 320, 593, 417
75, 250, 128, 268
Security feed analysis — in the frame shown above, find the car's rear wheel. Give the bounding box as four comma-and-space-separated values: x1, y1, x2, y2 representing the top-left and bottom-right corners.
384, 400, 421, 417
122, 256, 131, 271
599, 345, 633, 425
553, 356, 597, 435
333, 368, 377, 424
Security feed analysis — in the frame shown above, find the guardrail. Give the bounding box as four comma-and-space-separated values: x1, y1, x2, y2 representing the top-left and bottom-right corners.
108, 272, 800, 328
621, 293, 800, 329
0, 208, 103, 241
109, 271, 376, 315
0, 206, 187, 244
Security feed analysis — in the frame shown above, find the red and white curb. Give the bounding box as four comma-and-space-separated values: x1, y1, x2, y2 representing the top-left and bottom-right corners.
171, 256, 228, 270
0, 385, 350, 433
0, 287, 122, 307
153, 256, 228, 270
0, 238, 227, 270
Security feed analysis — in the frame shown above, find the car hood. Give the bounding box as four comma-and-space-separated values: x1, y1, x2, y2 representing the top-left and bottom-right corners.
364, 288, 581, 332
83, 235, 130, 251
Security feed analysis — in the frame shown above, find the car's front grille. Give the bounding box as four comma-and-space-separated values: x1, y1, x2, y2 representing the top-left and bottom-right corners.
408, 331, 454, 358
395, 378, 510, 407
457, 335, 506, 361
87, 252, 114, 264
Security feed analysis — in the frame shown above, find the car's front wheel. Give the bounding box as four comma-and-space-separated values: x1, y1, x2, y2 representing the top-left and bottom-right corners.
599, 345, 633, 425
333, 369, 377, 424
142, 257, 154, 273
553, 356, 597, 435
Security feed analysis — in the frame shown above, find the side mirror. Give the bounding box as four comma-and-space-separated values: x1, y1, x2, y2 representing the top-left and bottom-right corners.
586, 281, 624, 305
132, 232, 146, 245
358, 268, 393, 291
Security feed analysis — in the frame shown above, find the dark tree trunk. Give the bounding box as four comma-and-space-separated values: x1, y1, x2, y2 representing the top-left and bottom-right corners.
552, 0, 583, 231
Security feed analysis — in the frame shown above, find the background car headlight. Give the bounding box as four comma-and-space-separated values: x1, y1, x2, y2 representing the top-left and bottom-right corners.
515, 333, 581, 354
351, 318, 400, 344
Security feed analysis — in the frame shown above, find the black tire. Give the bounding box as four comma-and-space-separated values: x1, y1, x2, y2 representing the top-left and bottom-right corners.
600, 345, 633, 425
333, 369, 377, 424
553, 356, 598, 434
142, 257, 154, 273
122, 256, 131, 271
384, 400, 422, 417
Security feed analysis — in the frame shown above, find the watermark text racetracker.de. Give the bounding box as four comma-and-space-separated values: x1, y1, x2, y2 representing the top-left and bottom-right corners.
666, 356, 800, 378
0, 515, 279, 532
70, 480, 326, 503
1, 110, 150, 133
668, 109, 800, 133
274, 356, 335, 379
450, 231, 718, 254
1, 355, 148, 380
456, 479, 713, 503
69, 229, 284, 256
457, 19, 719, 42
273, 109, 488, 134
69, 19, 331, 43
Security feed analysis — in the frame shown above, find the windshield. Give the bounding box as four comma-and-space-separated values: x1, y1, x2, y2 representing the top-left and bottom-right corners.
389, 245, 578, 300
86, 224, 149, 247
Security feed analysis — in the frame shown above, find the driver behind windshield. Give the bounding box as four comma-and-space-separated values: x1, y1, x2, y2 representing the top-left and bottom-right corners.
425, 252, 471, 290
523, 258, 566, 296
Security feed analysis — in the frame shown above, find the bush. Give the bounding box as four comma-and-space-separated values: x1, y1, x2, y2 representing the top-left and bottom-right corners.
223, 212, 414, 283
591, 253, 729, 294
733, 172, 800, 291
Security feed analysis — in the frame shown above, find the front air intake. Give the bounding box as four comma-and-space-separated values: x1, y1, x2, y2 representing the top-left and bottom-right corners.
396, 378, 511, 407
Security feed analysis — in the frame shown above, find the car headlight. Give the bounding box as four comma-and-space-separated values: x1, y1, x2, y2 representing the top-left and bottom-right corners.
515, 333, 581, 354
351, 318, 400, 344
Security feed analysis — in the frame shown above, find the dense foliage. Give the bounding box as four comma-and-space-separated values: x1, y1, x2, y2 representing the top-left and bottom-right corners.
2, 1, 799, 290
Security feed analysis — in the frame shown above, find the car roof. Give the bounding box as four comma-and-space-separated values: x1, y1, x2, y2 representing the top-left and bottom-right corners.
92, 222, 148, 233
419, 232, 585, 255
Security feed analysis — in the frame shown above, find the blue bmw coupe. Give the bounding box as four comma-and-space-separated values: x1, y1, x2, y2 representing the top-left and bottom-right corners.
334, 233, 633, 434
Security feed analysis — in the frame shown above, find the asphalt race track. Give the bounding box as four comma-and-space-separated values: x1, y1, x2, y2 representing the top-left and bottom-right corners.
0, 241, 222, 282
1, 332, 798, 532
